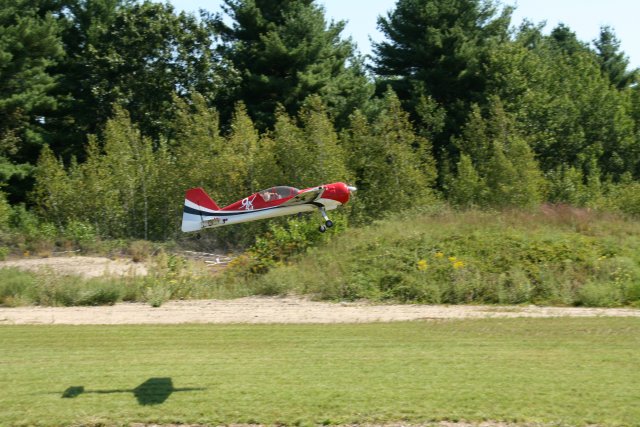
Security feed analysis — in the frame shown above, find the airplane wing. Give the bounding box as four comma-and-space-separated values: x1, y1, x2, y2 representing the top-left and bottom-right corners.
279, 187, 324, 206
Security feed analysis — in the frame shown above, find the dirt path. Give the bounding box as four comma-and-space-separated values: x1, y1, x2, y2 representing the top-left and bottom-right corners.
1, 296, 639, 325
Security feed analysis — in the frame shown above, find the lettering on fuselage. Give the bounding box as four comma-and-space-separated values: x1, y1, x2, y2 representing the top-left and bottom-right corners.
241, 195, 256, 210
203, 218, 228, 227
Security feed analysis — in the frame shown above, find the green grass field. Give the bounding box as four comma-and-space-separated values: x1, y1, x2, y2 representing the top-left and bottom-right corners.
1, 318, 639, 426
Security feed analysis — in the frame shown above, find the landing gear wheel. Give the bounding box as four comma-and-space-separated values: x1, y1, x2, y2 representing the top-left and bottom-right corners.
325, 220, 334, 228
319, 225, 327, 233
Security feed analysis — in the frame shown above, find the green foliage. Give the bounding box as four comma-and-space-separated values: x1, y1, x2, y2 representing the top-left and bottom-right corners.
50, 0, 224, 154
228, 214, 341, 277
5, 0, 640, 255
62, 220, 97, 246
486, 25, 639, 181
448, 98, 544, 208
0, 190, 11, 231
255, 209, 640, 307
343, 89, 437, 220
546, 165, 592, 205
272, 96, 349, 189
447, 154, 486, 208
31, 145, 72, 227
593, 181, 640, 217
34, 107, 183, 240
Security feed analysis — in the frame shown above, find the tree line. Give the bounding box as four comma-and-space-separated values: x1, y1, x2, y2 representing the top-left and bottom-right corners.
1, 0, 639, 243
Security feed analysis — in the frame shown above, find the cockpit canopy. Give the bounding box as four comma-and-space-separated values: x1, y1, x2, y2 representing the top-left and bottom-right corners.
258, 186, 299, 202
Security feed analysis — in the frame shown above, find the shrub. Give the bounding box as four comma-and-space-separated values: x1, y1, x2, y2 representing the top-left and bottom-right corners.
232, 215, 339, 276
129, 240, 154, 262
576, 282, 623, 307
74, 280, 121, 306
63, 220, 98, 246
594, 181, 640, 217
143, 283, 171, 307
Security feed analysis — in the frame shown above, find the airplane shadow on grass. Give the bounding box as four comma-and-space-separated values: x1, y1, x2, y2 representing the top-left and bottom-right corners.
61, 377, 204, 405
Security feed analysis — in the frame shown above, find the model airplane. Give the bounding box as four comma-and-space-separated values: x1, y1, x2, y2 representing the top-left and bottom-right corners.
182, 182, 356, 233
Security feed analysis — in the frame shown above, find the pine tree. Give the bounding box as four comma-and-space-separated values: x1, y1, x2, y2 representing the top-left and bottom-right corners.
506, 136, 545, 207
0, 0, 64, 199
372, 0, 513, 154
214, 0, 370, 130
593, 26, 638, 89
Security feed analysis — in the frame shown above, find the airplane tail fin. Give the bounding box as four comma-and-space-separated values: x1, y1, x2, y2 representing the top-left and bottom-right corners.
182, 187, 220, 232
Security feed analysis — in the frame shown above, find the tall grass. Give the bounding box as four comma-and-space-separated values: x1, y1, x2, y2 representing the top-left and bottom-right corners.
0, 252, 256, 307
0, 268, 140, 307
251, 206, 640, 307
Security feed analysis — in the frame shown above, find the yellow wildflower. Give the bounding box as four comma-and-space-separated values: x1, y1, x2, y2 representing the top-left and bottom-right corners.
448, 256, 457, 262
417, 259, 428, 271
452, 261, 465, 269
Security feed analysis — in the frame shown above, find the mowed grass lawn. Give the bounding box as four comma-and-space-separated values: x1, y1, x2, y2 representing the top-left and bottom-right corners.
1, 318, 639, 426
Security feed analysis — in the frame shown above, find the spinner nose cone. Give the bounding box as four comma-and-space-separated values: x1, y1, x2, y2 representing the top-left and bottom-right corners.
326, 182, 353, 205
347, 185, 357, 194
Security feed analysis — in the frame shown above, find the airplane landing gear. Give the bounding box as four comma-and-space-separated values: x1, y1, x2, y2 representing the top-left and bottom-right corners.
318, 207, 334, 232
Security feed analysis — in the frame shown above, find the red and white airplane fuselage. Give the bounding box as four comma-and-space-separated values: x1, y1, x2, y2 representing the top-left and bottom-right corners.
182, 182, 356, 233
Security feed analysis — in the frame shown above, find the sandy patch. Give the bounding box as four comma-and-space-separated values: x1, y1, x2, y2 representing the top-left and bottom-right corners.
1, 296, 638, 325
0, 256, 147, 278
